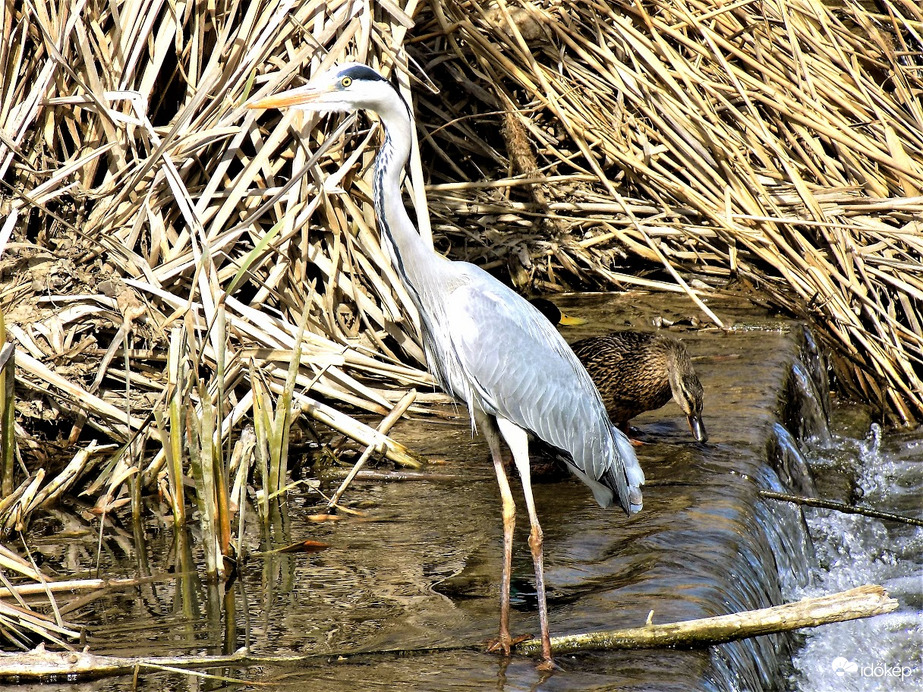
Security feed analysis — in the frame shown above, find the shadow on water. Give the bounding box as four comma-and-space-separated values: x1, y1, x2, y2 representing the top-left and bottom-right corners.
20, 292, 923, 691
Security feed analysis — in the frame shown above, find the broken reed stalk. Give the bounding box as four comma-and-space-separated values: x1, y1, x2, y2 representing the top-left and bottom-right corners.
327, 389, 418, 510
759, 490, 923, 527
518, 584, 898, 656
0, 309, 14, 496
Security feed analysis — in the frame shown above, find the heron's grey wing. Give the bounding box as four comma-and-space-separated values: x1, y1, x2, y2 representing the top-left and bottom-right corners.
442, 273, 618, 482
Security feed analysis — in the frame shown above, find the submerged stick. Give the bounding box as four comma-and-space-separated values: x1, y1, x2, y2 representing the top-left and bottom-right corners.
759, 490, 923, 527
327, 389, 417, 509
519, 584, 897, 656
325, 469, 470, 483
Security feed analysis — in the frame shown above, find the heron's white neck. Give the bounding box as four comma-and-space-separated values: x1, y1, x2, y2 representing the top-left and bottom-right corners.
371, 92, 440, 295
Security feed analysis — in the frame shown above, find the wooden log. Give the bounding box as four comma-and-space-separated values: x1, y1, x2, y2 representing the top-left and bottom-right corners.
0, 585, 896, 681
518, 584, 898, 656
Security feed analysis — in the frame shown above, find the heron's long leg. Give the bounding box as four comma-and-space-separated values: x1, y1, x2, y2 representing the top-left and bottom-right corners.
496, 417, 553, 666
476, 410, 516, 655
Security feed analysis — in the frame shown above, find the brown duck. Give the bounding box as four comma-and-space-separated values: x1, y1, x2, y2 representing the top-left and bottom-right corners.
532, 299, 708, 443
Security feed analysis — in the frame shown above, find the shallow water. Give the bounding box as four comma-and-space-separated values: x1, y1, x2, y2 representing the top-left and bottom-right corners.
14, 292, 923, 690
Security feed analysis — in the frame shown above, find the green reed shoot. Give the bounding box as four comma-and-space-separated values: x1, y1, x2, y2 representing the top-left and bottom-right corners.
187, 397, 222, 579
250, 307, 309, 526
153, 327, 188, 526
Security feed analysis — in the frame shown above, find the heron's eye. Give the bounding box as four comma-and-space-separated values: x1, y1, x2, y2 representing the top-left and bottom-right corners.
340, 76, 352, 88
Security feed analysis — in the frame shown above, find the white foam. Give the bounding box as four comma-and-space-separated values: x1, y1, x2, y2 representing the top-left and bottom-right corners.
789, 425, 923, 691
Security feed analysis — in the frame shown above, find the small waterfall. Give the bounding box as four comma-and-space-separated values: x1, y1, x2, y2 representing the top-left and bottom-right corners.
782, 361, 832, 446
768, 422, 818, 498
700, 338, 836, 691
786, 423, 923, 690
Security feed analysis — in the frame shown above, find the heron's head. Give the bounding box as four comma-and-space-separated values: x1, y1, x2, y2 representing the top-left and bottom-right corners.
247, 63, 395, 114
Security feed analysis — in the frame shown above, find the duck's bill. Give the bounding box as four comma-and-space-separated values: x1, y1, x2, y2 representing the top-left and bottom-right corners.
688, 414, 708, 443
247, 85, 325, 110
556, 310, 588, 326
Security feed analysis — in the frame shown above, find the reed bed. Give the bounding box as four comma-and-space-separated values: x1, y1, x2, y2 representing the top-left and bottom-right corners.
411, 0, 923, 424
0, 0, 435, 634
0, 0, 438, 539
0, 0, 920, 609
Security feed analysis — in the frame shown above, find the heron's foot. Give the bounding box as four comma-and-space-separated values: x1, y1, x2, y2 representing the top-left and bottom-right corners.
536, 658, 559, 673
486, 632, 531, 656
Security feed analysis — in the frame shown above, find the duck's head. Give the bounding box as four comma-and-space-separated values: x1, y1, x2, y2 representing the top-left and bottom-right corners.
666, 349, 707, 442
529, 298, 587, 326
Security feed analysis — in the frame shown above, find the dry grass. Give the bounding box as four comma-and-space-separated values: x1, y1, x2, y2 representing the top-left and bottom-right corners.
0, 0, 438, 534
0, 0, 921, 550
412, 0, 923, 424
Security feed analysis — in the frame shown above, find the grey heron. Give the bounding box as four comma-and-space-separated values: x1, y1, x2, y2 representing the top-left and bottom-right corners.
248, 63, 645, 666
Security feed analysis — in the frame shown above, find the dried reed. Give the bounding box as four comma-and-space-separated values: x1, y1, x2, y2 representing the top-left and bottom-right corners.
0, 0, 921, 561
0, 0, 435, 534
413, 0, 923, 424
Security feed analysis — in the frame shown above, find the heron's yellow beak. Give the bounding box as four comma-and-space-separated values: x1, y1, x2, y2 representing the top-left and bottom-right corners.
246, 85, 327, 110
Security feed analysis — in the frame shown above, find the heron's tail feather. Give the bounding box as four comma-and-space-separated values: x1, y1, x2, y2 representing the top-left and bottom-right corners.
536, 425, 644, 513
599, 426, 644, 514
556, 428, 644, 513
613, 425, 645, 512
565, 465, 620, 509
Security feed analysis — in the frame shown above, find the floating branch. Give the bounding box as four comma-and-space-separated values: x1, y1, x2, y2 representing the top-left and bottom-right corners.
0, 644, 253, 682
759, 490, 923, 527
518, 584, 898, 656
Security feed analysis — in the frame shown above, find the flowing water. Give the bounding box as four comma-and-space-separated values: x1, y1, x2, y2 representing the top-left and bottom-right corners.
11, 292, 923, 690
787, 422, 923, 691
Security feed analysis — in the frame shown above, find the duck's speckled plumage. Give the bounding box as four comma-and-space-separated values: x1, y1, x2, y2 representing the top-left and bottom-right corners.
569, 331, 707, 441
530, 299, 707, 442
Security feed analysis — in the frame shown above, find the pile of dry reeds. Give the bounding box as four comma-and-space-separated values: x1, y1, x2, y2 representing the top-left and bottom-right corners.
410, 0, 923, 424
0, 0, 436, 543
1, 0, 922, 545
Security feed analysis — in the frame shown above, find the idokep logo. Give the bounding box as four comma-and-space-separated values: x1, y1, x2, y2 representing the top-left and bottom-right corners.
831, 656, 914, 681
831, 657, 858, 676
